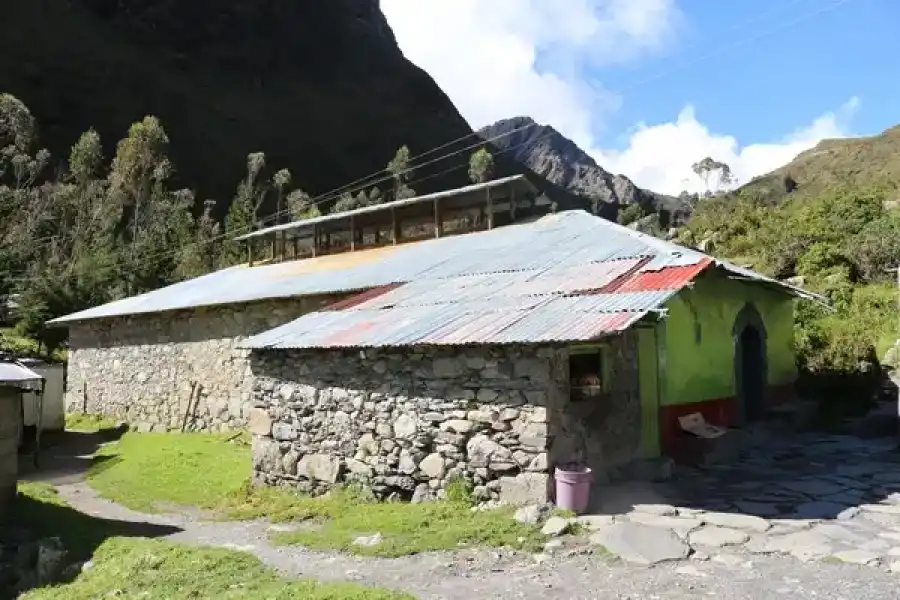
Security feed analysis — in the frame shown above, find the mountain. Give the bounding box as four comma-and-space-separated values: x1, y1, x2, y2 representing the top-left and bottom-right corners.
737, 125, 900, 204
479, 117, 676, 216
1, 0, 478, 214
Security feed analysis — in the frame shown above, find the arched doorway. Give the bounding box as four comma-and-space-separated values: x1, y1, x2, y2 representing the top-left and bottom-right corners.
733, 304, 768, 424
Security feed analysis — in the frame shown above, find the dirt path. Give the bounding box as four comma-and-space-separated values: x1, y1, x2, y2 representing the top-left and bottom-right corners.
54, 481, 900, 600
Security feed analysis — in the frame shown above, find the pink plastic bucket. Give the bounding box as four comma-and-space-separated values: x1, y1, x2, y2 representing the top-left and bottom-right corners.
554, 465, 593, 514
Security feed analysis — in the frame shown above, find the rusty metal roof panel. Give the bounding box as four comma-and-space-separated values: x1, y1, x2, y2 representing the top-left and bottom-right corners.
240, 292, 657, 350
613, 259, 713, 292
492, 310, 642, 345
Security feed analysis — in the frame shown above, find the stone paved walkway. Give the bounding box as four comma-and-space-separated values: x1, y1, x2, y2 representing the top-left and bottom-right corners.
581, 431, 900, 570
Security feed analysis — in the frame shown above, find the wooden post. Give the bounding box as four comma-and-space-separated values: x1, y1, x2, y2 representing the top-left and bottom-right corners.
292, 236, 299, 259
181, 381, 199, 433
269, 234, 276, 261
247, 241, 254, 267
350, 215, 356, 252
33, 384, 44, 469
433, 198, 443, 238
391, 208, 399, 245
486, 189, 494, 230
311, 225, 318, 258
510, 185, 517, 222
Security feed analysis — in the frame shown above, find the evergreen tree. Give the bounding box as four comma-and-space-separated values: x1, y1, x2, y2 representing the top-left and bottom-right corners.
468, 148, 494, 184
387, 145, 415, 200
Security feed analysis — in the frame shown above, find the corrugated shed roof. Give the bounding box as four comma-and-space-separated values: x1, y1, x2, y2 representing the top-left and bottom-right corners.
52, 210, 823, 328
235, 175, 537, 241
239, 295, 654, 349
0, 361, 44, 391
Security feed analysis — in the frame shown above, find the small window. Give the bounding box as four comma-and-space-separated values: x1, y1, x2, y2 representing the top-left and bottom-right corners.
569, 346, 604, 403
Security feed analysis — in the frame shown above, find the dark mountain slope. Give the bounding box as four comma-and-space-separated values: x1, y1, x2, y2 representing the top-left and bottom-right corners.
479, 117, 676, 214
1, 0, 476, 213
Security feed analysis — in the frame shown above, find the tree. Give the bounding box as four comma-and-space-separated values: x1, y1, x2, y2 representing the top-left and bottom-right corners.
272, 168, 291, 225
332, 192, 358, 213
617, 204, 644, 226
286, 189, 321, 220
0, 94, 36, 153
468, 148, 494, 184
387, 145, 415, 200
222, 152, 268, 265
691, 157, 734, 197
368, 186, 383, 206
178, 199, 222, 278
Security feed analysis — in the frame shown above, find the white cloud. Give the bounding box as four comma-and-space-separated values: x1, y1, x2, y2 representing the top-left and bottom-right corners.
594, 97, 860, 195
381, 0, 681, 150
381, 1, 859, 195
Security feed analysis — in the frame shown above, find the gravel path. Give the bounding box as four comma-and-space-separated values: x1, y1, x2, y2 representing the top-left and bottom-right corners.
55, 482, 900, 599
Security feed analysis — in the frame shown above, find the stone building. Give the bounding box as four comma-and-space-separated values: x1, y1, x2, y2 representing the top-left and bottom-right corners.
61, 297, 341, 432
52, 181, 820, 504
51, 177, 540, 432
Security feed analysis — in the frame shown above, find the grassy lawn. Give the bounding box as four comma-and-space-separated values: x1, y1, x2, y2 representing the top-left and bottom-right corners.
83, 431, 546, 557
64, 413, 120, 433
15, 483, 412, 600
20, 538, 415, 600
88, 432, 250, 512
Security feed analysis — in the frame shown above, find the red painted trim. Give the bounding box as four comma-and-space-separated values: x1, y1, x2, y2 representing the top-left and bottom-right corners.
659, 381, 797, 463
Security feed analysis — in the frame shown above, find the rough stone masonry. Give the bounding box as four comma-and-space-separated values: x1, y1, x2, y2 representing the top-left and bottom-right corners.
249, 332, 641, 504
64, 297, 341, 432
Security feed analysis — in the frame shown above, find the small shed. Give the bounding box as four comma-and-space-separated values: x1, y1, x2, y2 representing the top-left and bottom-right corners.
20, 359, 65, 433
0, 360, 44, 514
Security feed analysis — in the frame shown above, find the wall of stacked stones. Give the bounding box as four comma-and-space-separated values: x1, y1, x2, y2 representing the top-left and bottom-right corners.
64, 297, 341, 432
249, 331, 641, 504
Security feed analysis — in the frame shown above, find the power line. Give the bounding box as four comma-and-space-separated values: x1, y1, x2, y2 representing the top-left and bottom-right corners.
7, 0, 857, 285
17, 0, 857, 251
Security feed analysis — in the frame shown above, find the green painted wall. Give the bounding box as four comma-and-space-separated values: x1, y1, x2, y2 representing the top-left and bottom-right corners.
662, 274, 796, 407
637, 326, 661, 457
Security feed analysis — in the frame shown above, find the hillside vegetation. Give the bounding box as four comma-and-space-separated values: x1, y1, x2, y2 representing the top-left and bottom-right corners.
0, 94, 492, 356
681, 184, 899, 400
738, 125, 900, 205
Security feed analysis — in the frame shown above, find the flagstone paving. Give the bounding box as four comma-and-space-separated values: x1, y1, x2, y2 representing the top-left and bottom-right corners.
583, 431, 900, 570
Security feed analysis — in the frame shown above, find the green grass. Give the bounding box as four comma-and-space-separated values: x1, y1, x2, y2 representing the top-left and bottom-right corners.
88, 432, 250, 512
64, 413, 120, 433
271, 500, 545, 557
20, 538, 414, 600
14, 483, 413, 599
84, 432, 546, 557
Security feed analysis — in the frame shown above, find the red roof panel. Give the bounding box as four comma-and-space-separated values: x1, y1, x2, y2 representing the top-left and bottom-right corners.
610, 258, 713, 293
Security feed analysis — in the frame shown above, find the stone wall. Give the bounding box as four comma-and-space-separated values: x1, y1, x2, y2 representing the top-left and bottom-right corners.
249, 331, 641, 504
65, 297, 342, 432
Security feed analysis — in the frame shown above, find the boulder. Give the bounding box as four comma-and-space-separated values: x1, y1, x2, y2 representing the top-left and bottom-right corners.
296, 454, 341, 483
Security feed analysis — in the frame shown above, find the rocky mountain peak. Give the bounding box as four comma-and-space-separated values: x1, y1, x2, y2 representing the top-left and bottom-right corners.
480, 117, 672, 211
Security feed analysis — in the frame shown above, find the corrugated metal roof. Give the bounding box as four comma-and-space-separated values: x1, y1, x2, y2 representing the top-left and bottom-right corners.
0, 361, 44, 390
240, 295, 651, 349
610, 259, 712, 292
52, 209, 824, 327
235, 175, 536, 241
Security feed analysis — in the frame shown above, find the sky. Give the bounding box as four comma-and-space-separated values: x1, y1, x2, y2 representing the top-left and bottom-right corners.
380, 0, 900, 195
